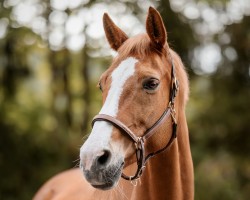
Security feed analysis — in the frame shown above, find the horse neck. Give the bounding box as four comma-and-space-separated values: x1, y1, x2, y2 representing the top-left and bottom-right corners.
127, 110, 194, 200
116, 51, 193, 199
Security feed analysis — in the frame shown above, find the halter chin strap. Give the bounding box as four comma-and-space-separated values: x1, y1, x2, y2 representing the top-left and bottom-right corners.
92, 52, 179, 181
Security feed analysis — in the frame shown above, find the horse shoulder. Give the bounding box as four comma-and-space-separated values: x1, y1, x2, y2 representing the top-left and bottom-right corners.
33, 168, 95, 200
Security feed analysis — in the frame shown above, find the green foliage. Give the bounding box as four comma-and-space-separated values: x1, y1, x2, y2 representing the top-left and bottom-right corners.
187, 15, 250, 200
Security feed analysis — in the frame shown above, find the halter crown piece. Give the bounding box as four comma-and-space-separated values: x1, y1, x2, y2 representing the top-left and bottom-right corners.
92, 52, 179, 181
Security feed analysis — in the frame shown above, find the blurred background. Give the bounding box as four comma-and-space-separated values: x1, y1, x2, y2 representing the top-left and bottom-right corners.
0, 0, 249, 199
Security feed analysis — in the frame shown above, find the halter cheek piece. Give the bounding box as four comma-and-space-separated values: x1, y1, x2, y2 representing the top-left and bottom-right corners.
92, 53, 179, 181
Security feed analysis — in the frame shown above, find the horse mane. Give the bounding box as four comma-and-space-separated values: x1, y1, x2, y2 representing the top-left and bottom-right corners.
170, 49, 190, 109
118, 34, 160, 59
117, 33, 189, 108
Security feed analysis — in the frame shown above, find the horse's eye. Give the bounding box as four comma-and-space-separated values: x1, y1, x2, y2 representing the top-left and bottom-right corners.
143, 78, 160, 91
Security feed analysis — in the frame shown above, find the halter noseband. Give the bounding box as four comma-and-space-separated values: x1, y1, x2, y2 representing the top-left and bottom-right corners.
92, 53, 179, 181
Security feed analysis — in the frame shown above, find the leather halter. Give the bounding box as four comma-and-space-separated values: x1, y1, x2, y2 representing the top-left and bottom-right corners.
92, 53, 179, 181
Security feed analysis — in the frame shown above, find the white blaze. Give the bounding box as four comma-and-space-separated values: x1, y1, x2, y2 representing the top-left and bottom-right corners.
80, 57, 137, 165
99, 57, 137, 116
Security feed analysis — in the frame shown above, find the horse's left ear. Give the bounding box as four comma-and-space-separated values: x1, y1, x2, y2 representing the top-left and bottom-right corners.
103, 13, 128, 51
146, 7, 167, 49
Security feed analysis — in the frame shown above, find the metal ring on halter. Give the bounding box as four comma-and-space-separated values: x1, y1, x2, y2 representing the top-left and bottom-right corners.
139, 166, 146, 176
131, 177, 142, 187
130, 177, 139, 187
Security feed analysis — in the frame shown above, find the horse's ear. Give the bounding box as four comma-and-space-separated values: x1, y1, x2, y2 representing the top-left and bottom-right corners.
103, 13, 128, 51
146, 7, 167, 49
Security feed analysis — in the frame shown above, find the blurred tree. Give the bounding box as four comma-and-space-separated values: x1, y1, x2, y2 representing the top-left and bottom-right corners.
158, 0, 197, 75
191, 15, 250, 200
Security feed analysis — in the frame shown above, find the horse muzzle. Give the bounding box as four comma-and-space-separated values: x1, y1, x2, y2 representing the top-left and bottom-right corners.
80, 148, 124, 190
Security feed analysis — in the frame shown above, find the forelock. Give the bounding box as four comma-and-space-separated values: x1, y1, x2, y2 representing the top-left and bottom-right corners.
117, 34, 162, 60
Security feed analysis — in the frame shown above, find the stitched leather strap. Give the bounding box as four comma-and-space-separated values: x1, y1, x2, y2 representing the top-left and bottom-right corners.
142, 108, 171, 140
92, 114, 138, 142
93, 108, 171, 142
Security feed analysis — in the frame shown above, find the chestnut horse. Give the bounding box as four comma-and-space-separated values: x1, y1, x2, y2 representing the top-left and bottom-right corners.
33, 7, 194, 200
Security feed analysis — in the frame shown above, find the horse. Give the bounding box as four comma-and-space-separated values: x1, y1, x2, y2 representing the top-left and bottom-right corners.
33, 7, 194, 200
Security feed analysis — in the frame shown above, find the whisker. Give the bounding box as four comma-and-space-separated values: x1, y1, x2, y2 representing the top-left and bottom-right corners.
82, 133, 90, 141
71, 157, 81, 168
72, 158, 80, 163
116, 182, 129, 200
72, 161, 80, 168
104, 167, 128, 200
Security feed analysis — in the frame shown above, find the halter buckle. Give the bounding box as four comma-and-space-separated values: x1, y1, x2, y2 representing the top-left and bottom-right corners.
134, 137, 143, 150
168, 102, 177, 124
138, 165, 146, 176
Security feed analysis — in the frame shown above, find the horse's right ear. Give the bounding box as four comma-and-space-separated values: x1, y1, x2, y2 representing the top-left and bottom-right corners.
103, 13, 128, 51
146, 7, 167, 50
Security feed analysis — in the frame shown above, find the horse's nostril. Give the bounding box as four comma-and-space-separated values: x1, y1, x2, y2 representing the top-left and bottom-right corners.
97, 150, 111, 166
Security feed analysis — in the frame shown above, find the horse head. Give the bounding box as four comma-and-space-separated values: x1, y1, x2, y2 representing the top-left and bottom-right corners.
80, 7, 181, 190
